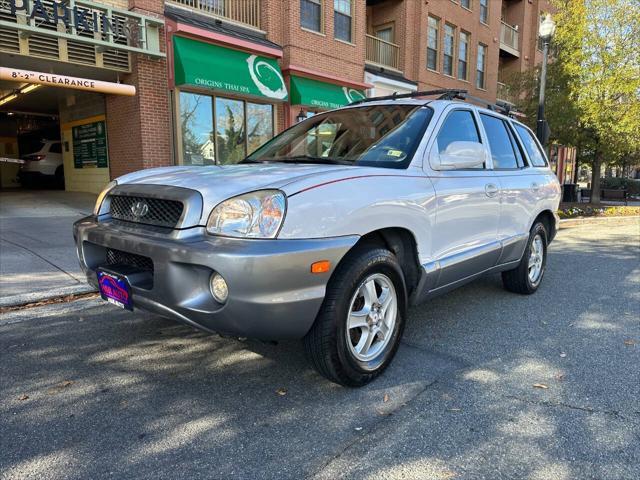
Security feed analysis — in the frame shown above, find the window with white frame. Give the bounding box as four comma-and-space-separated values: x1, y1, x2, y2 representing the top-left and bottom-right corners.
461, 0, 471, 9
458, 31, 470, 80
334, 0, 352, 42
443, 24, 455, 76
476, 43, 487, 89
301, 0, 322, 32
427, 16, 439, 71
480, 0, 488, 24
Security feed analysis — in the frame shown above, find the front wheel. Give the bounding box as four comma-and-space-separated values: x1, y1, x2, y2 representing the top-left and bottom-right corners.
303, 246, 407, 387
502, 222, 548, 294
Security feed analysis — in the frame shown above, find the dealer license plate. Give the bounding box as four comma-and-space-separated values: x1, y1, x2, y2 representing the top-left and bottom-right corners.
97, 269, 133, 311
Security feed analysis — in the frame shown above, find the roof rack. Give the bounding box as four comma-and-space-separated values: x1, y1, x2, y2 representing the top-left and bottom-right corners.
350, 88, 519, 118
350, 89, 467, 105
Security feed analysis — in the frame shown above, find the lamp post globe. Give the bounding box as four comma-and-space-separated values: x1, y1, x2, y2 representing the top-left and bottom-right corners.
536, 13, 556, 145
539, 13, 556, 41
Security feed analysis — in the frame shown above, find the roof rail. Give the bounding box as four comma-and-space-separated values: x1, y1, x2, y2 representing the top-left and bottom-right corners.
444, 92, 519, 118
349, 89, 468, 105
350, 88, 520, 118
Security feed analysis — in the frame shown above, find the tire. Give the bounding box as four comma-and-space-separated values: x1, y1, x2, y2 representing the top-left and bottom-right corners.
502, 221, 548, 294
303, 245, 407, 387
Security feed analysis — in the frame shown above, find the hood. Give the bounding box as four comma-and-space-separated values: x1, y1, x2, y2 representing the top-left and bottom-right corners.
116, 163, 358, 223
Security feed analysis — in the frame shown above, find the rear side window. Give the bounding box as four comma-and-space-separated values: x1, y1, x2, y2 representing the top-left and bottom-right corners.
49, 143, 62, 154
514, 124, 547, 167
436, 110, 481, 154
479, 114, 519, 169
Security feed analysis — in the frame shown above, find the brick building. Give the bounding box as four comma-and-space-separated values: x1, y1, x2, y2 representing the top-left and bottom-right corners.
0, 0, 552, 192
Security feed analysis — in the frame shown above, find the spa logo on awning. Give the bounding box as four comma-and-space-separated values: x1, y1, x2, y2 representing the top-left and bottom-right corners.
247, 55, 287, 100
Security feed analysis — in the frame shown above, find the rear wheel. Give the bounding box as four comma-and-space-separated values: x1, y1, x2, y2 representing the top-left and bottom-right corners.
304, 246, 407, 387
502, 221, 548, 294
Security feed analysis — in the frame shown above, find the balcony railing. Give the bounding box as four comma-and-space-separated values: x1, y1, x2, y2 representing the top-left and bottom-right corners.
500, 21, 519, 55
166, 0, 261, 30
365, 34, 401, 71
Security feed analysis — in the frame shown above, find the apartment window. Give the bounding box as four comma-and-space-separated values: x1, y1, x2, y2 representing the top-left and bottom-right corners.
461, 0, 471, 9
476, 43, 487, 89
443, 24, 455, 76
301, 0, 322, 32
458, 31, 470, 80
480, 0, 488, 24
427, 16, 439, 71
334, 0, 352, 42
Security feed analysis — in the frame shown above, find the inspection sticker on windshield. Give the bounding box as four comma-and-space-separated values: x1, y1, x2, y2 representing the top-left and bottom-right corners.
387, 149, 403, 157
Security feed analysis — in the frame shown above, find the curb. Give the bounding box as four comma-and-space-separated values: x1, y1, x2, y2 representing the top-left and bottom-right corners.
558, 215, 640, 229
0, 283, 97, 309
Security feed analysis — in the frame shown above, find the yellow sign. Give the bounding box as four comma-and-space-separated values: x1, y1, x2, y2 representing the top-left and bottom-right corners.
0, 67, 136, 96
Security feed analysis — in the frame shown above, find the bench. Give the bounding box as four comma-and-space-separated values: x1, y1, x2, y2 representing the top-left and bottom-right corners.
601, 189, 628, 205
580, 188, 628, 205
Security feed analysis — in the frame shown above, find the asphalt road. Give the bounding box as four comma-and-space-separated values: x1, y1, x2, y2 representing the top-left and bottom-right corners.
1, 221, 639, 480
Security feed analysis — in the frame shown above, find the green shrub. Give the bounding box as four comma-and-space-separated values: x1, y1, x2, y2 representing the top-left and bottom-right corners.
600, 177, 640, 195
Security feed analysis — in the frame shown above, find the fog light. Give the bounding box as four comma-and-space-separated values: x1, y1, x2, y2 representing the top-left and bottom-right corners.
210, 273, 228, 303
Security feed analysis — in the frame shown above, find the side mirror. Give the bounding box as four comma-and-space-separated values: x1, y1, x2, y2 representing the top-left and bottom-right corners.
430, 141, 486, 170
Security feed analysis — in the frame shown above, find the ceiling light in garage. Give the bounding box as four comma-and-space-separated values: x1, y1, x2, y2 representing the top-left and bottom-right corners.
0, 93, 18, 106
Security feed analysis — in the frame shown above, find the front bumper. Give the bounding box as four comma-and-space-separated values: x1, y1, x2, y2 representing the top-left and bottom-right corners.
73, 216, 358, 340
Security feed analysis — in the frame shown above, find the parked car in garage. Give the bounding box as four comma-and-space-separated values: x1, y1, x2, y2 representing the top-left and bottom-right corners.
74, 90, 561, 386
18, 140, 64, 188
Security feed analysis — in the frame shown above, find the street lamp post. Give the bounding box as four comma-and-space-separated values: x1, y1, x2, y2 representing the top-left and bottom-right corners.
536, 13, 556, 145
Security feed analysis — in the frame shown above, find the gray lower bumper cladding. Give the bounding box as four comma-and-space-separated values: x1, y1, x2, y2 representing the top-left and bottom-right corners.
73, 216, 358, 340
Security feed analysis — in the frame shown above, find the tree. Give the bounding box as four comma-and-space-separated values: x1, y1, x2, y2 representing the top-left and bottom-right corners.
504, 0, 640, 203
216, 105, 246, 164
554, 0, 640, 202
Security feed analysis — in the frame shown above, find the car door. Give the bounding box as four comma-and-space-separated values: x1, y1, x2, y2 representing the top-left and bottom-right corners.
477, 113, 534, 264
424, 106, 501, 288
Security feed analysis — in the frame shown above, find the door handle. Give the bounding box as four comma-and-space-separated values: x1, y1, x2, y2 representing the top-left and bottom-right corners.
485, 183, 499, 197
531, 182, 540, 192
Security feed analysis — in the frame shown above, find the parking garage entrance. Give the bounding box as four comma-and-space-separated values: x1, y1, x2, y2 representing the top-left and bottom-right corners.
0, 63, 128, 194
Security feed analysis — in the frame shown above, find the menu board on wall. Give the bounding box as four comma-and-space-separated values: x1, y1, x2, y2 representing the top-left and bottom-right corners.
72, 120, 108, 168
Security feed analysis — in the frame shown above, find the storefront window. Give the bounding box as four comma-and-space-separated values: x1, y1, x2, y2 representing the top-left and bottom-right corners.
215, 97, 246, 164
247, 103, 274, 154
178, 91, 275, 165
180, 92, 215, 165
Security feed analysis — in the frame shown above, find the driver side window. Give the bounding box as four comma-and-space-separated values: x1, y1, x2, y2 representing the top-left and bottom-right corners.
436, 110, 484, 169
436, 110, 481, 152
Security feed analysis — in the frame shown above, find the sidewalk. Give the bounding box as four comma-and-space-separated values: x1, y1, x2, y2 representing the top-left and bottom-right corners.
0, 189, 97, 307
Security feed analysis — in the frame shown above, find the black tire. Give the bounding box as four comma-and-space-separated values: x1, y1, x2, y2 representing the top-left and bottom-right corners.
502, 221, 548, 294
303, 245, 407, 387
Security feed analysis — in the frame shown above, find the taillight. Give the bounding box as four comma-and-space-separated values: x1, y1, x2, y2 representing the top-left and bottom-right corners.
24, 155, 45, 161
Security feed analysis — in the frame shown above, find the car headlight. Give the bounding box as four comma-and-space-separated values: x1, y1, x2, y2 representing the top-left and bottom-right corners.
206, 190, 286, 238
93, 180, 117, 216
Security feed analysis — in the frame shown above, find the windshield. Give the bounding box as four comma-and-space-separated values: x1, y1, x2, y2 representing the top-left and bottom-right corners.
245, 105, 434, 169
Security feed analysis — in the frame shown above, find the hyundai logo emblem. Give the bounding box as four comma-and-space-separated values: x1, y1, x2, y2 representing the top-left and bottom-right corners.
130, 200, 149, 218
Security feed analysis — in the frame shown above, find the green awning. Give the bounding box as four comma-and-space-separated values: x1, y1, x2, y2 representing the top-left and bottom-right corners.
289, 75, 366, 109
173, 36, 287, 101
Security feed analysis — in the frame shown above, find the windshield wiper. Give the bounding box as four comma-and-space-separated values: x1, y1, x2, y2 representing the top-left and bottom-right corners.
253, 155, 353, 166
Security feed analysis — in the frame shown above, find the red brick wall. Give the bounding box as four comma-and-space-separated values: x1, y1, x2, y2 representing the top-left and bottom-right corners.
106, 0, 171, 178
270, 0, 367, 85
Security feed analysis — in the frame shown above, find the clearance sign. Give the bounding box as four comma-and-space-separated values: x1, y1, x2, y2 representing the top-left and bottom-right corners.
0, 67, 136, 96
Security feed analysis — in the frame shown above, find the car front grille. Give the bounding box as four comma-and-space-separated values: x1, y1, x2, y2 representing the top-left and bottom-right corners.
109, 195, 184, 228
105, 248, 154, 273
